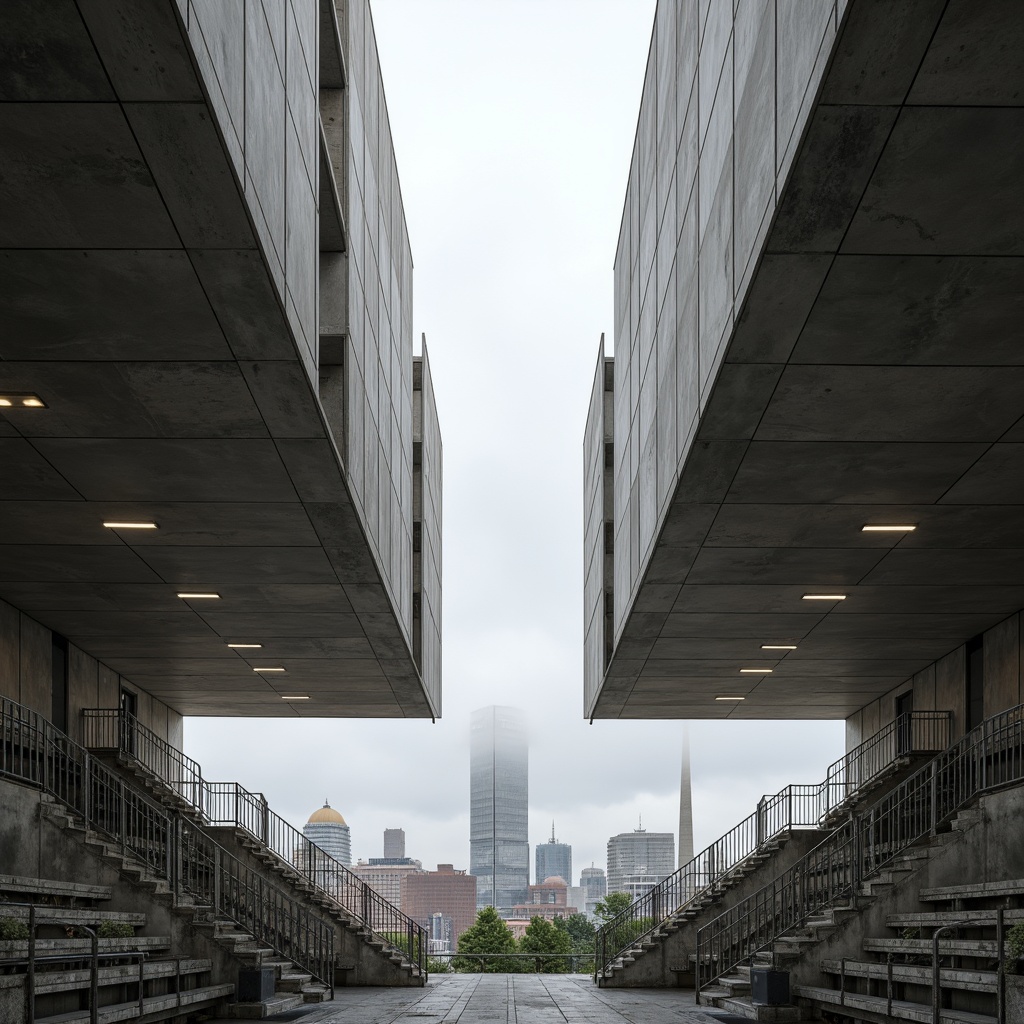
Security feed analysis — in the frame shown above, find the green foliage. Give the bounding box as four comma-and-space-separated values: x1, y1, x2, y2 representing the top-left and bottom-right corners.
452, 907, 518, 972
1008, 922, 1024, 973
519, 916, 572, 972
427, 956, 453, 974
900, 927, 921, 942
553, 913, 596, 956
97, 921, 136, 939
594, 891, 633, 924
0, 918, 30, 940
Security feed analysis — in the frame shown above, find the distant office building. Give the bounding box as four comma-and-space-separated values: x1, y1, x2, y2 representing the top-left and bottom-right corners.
352, 829, 424, 907
581, 866, 607, 919
606, 828, 674, 897
535, 822, 572, 887
402, 864, 477, 951
470, 706, 529, 914
384, 828, 406, 859
512, 875, 572, 922
567, 885, 586, 915
302, 801, 352, 868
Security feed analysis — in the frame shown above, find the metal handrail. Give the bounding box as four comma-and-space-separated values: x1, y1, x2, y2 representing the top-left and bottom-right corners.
695, 703, 1024, 995
594, 710, 950, 977
82, 707, 427, 977
1, 697, 334, 991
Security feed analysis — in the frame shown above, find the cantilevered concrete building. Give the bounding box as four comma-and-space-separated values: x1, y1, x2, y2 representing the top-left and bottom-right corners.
586, 1, 1024, 1016
0, 0, 440, 1014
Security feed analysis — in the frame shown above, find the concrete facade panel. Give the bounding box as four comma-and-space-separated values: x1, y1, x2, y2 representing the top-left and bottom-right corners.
983, 614, 1020, 718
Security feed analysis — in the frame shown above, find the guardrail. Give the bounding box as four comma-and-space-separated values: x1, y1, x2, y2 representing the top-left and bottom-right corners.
82, 707, 426, 977
695, 703, 1024, 996
595, 710, 950, 978
1, 697, 334, 992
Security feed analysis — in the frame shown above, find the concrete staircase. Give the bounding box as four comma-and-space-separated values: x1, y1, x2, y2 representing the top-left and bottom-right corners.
793, 871, 1024, 1024
99, 742, 425, 985
0, 872, 233, 1024
599, 833, 796, 983
697, 808, 986, 1021
36, 793, 330, 1019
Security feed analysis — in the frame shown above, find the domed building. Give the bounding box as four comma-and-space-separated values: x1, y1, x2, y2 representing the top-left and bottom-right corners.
302, 800, 352, 867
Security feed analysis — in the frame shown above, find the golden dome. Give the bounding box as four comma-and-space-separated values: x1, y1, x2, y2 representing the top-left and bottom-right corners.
307, 801, 346, 825
541, 876, 567, 887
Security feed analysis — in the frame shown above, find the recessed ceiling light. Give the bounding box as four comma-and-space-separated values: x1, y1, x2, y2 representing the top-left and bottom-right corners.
716, 696, 746, 701
0, 392, 47, 408
227, 643, 262, 649
862, 524, 916, 532
740, 668, 773, 674
802, 594, 847, 601
177, 592, 220, 599
761, 645, 797, 650
103, 521, 158, 530
254, 667, 286, 673
280, 695, 310, 700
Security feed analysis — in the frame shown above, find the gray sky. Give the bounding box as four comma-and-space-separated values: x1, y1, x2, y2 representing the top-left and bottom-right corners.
185, 0, 845, 882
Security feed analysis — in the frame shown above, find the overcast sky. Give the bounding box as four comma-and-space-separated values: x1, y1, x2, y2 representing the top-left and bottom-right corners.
185, 0, 845, 882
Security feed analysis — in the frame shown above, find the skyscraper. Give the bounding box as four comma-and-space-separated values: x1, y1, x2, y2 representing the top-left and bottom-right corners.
470, 706, 529, 915
384, 828, 406, 859
302, 801, 352, 867
535, 822, 572, 886
581, 865, 607, 919
606, 826, 674, 898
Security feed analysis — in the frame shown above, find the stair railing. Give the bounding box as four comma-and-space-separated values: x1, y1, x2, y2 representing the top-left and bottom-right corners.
82, 707, 427, 977
594, 710, 950, 978
2, 697, 335, 991
695, 703, 1024, 994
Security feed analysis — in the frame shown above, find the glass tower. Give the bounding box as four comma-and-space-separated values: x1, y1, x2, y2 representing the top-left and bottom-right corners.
470, 706, 529, 914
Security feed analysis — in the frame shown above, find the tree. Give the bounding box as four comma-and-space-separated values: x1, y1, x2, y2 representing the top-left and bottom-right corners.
452, 906, 518, 972
554, 913, 596, 957
594, 891, 633, 924
519, 915, 572, 972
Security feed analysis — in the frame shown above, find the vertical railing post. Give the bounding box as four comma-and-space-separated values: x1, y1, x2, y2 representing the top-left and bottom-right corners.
27, 904, 35, 1024
930, 760, 938, 837
997, 907, 1005, 1024
214, 846, 222, 914
89, 927, 99, 1024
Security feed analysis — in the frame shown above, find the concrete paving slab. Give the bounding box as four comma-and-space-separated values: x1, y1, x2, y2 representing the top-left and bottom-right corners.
204, 975, 725, 1024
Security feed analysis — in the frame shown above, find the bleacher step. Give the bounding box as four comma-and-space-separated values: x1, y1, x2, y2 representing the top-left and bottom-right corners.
793, 984, 996, 1024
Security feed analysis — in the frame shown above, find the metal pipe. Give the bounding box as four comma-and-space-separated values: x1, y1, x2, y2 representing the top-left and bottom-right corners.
887, 952, 893, 1018
997, 907, 1005, 1024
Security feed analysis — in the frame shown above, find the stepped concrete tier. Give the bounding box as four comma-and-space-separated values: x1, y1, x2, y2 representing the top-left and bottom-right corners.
695, 786, 1024, 1022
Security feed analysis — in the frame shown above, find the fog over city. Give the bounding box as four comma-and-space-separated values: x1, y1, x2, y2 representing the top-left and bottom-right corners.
185, 0, 844, 881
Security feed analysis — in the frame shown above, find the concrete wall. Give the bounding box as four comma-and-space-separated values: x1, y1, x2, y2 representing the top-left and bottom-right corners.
584, 345, 610, 713
179, 0, 320, 381
413, 343, 442, 714
339, 0, 416, 644
611, 0, 847, 640
0, 597, 181, 747
846, 610, 1024, 751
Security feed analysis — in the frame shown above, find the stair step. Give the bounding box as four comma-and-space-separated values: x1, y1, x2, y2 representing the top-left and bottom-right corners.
820, 958, 998, 993
34, 983, 234, 1024
228, 992, 303, 1019
794, 983, 997, 1023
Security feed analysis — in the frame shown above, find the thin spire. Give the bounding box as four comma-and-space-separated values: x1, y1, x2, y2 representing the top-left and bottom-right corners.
551, 820, 556, 843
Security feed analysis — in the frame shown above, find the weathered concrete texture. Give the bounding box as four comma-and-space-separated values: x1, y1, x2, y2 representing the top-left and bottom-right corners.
787, 785, 1024, 999
0, 0, 436, 719
0, 597, 180, 747
600, 828, 827, 988
209, 974, 722, 1024
0, 778, 242, 998
592, 0, 1024, 725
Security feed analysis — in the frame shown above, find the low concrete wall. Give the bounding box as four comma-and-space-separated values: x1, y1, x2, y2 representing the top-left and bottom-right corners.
600, 827, 829, 988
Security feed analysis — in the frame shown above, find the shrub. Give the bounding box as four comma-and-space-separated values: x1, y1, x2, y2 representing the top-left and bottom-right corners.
1008, 922, 1024, 974
97, 921, 136, 939
0, 918, 30, 941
